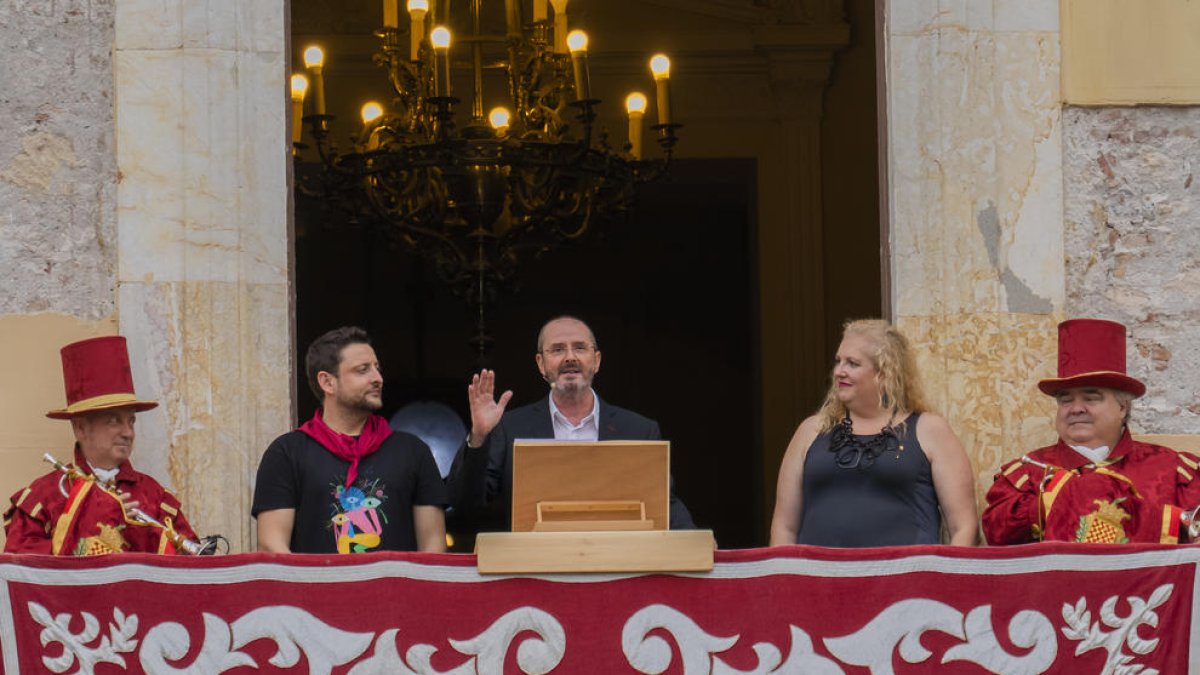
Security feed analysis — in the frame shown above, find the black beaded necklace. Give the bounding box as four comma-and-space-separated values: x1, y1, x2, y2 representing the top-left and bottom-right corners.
828, 414, 905, 471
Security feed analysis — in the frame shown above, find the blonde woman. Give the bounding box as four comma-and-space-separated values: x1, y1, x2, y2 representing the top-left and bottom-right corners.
770, 320, 977, 547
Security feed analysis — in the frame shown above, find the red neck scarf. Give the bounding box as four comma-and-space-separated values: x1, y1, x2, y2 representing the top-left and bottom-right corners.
298, 408, 392, 487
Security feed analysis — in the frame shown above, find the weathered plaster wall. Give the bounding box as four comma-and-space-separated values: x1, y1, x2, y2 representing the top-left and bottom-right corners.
0, 0, 118, 320
885, 1, 1065, 509
1063, 107, 1200, 433
0, 1, 124, 549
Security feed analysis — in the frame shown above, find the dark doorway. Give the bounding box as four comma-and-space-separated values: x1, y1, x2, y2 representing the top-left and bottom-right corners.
295, 158, 760, 548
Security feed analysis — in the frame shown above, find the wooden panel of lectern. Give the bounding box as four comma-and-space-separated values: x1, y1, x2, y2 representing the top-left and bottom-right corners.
474, 441, 714, 574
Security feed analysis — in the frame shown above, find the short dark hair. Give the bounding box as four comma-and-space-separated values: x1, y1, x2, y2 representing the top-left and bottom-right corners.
305, 326, 371, 403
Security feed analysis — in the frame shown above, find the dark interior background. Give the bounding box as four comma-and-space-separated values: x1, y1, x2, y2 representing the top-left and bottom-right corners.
291, 0, 882, 549
296, 159, 759, 549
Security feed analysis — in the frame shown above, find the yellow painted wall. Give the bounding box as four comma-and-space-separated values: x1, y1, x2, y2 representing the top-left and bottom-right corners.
1063, 0, 1200, 104
0, 313, 116, 549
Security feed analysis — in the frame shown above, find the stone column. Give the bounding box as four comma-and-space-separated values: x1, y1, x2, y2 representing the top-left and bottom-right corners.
114, 0, 292, 551
884, 1, 1065, 504
754, 25, 848, 526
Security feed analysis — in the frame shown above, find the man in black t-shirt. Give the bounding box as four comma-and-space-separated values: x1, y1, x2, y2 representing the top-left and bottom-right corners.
252, 327, 446, 553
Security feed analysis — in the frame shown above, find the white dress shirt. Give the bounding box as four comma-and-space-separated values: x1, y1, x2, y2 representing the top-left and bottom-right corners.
548, 390, 600, 441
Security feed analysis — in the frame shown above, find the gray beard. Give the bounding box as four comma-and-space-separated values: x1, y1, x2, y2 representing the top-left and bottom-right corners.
554, 377, 582, 389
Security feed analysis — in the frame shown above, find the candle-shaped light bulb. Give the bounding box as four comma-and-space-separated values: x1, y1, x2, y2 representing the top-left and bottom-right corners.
649, 54, 671, 125
303, 46, 327, 115
625, 91, 646, 159
290, 74, 309, 144
566, 29, 587, 52
488, 106, 511, 134
625, 91, 647, 114
430, 26, 452, 96
549, 0, 569, 53
430, 26, 451, 49
360, 101, 385, 150
361, 101, 384, 125
407, 0, 429, 61
567, 30, 590, 101
383, 0, 398, 28
303, 46, 325, 69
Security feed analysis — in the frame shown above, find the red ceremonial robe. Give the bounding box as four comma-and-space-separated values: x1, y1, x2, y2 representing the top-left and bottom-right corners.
3, 445, 198, 555
982, 430, 1200, 545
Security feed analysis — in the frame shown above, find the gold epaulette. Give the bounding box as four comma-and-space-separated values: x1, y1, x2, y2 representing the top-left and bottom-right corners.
1001, 459, 1030, 488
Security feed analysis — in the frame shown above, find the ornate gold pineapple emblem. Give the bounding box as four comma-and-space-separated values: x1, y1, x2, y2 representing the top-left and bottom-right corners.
73, 522, 129, 556
1076, 498, 1130, 544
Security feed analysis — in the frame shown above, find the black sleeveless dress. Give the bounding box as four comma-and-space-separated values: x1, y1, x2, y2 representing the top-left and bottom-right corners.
795, 413, 941, 547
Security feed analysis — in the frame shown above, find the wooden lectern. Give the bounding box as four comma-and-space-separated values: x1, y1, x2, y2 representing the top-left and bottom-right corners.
474, 440, 714, 574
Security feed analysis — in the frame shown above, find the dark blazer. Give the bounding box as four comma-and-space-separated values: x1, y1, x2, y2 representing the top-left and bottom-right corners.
447, 394, 696, 532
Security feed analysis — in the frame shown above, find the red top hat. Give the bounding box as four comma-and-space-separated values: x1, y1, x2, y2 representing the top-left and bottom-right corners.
1037, 318, 1146, 398
46, 336, 159, 419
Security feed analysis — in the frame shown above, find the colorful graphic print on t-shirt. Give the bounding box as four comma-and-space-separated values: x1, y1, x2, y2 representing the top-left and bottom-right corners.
329, 477, 389, 553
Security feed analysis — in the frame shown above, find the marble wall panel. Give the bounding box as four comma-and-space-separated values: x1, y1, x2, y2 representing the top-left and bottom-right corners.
889, 0, 1058, 36
115, 0, 184, 50
116, 47, 288, 285
889, 26, 1062, 318
898, 313, 1060, 505
114, 49, 187, 283
1063, 106, 1200, 434
117, 0, 283, 53
120, 280, 290, 551
114, 0, 292, 552
236, 50, 290, 285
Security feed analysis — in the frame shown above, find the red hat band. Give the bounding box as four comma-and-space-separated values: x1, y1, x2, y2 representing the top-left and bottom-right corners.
1037, 319, 1146, 398
46, 336, 159, 419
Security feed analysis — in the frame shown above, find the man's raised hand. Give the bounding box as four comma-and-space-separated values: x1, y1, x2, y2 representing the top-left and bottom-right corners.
467, 369, 512, 448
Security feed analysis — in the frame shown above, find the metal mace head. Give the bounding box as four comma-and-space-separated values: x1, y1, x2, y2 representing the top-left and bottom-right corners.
1182, 506, 1200, 541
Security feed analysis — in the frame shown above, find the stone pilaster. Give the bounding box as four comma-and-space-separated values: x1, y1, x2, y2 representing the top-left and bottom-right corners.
885, 0, 1065, 502
114, 0, 292, 551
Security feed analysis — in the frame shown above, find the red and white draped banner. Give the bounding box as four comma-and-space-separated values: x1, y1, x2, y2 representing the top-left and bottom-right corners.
2, 543, 1198, 674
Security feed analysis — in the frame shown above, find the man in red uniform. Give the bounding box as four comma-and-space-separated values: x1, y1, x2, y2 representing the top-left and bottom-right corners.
3, 336, 199, 555
983, 319, 1200, 544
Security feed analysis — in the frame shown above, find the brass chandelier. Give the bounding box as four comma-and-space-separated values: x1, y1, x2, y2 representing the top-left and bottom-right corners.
291, 0, 680, 352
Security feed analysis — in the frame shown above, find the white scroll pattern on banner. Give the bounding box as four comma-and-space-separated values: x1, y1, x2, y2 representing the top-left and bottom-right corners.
620, 586, 1173, 675
24, 586, 1171, 674
27, 604, 564, 675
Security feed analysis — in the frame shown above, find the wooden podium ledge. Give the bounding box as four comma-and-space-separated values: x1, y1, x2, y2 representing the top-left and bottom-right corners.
475, 529, 715, 574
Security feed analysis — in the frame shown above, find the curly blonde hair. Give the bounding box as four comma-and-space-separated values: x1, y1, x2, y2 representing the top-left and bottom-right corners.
815, 319, 929, 433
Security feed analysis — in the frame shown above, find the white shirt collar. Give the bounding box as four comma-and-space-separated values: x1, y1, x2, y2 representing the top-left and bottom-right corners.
548, 389, 600, 440
1069, 444, 1111, 464
89, 463, 119, 486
